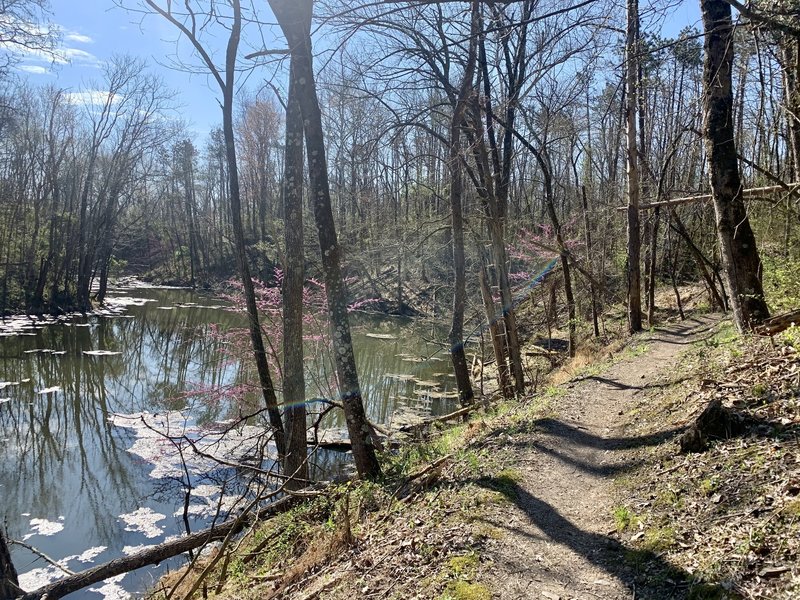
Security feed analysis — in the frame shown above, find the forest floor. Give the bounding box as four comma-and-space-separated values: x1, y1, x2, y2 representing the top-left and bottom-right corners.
162, 309, 799, 600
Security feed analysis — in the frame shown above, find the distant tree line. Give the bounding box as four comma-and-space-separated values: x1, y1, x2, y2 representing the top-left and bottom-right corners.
0, 0, 796, 477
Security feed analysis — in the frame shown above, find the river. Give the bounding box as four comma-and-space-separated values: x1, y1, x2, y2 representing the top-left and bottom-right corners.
0, 286, 458, 599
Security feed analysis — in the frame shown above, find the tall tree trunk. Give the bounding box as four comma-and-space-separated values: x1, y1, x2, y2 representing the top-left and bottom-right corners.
270, 0, 381, 479
281, 58, 308, 490
701, 0, 770, 332
625, 0, 643, 333
446, 2, 480, 410
182, 140, 199, 287
221, 1, 286, 455
473, 4, 530, 394
780, 38, 800, 181
143, 0, 287, 453
581, 184, 600, 337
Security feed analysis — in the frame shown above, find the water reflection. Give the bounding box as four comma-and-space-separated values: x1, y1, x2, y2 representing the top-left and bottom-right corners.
0, 287, 456, 598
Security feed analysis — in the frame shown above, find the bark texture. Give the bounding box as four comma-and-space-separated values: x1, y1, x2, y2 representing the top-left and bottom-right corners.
701, 0, 769, 332
281, 56, 308, 489
625, 0, 643, 333
269, 0, 381, 478
221, 3, 286, 455
0, 530, 19, 600
447, 1, 480, 410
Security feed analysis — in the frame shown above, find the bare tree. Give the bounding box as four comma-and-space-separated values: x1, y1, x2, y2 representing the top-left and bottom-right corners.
446, 1, 479, 410
0, 0, 56, 76
142, 0, 286, 453
625, 0, 643, 332
268, 0, 381, 479
280, 58, 309, 489
701, 0, 770, 332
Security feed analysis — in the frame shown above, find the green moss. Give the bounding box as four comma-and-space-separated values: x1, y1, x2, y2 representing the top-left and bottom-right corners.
440, 581, 491, 600
687, 582, 731, 600
474, 523, 504, 540
699, 478, 717, 497
449, 553, 480, 577
642, 526, 676, 552
655, 488, 683, 509
784, 499, 800, 516
751, 382, 768, 399
483, 469, 523, 500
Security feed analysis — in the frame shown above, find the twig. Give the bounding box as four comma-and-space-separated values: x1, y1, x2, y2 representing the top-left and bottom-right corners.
9, 540, 75, 576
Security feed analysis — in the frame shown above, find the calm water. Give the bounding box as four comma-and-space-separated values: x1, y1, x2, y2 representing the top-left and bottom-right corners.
0, 287, 456, 598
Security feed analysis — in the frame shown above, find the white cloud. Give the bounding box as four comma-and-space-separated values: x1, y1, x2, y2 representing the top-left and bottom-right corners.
18, 64, 51, 75
64, 32, 93, 44
2, 44, 99, 67
61, 47, 99, 65
64, 90, 121, 106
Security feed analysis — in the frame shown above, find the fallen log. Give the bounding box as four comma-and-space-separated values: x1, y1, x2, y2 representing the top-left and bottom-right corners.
679, 399, 746, 453
754, 309, 800, 337
17, 494, 302, 600
397, 405, 477, 433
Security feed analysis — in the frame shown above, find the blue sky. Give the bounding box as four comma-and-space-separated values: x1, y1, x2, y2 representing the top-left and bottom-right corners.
11, 0, 285, 136
9, 0, 704, 140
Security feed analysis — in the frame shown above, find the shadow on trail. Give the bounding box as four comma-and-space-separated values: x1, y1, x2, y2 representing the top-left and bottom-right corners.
472, 477, 736, 599
571, 375, 691, 391
521, 418, 687, 451
500, 419, 686, 477
644, 317, 721, 346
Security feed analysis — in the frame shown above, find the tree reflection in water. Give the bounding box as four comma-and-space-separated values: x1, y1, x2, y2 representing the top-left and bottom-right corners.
0, 287, 456, 597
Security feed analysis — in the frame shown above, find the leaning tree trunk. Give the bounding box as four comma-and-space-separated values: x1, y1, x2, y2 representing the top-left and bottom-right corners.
479, 259, 513, 398
270, 0, 381, 479
281, 57, 308, 490
221, 2, 286, 455
701, 0, 769, 332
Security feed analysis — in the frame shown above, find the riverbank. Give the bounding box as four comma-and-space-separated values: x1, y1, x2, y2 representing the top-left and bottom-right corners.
147, 311, 798, 599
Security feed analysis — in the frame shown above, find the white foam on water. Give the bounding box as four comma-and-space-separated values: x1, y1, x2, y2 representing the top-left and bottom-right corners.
18, 566, 64, 591
36, 386, 62, 395
110, 411, 276, 481
22, 517, 65, 540
105, 296, 156, 307
74, 546, 108, 563
88, 574, 128, 600
176, 492, 241, 519
119, 507, 166, 539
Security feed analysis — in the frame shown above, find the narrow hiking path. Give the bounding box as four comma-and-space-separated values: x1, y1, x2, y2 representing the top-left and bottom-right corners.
175, 314, 734, 600
477, 314, 723, 600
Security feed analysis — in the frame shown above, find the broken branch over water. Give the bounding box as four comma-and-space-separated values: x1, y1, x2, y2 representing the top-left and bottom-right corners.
16, 494, 309, 600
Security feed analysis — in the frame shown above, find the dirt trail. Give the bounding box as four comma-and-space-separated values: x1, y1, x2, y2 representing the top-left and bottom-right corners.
479, 314, 722, 600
